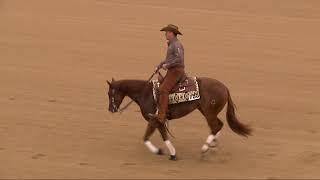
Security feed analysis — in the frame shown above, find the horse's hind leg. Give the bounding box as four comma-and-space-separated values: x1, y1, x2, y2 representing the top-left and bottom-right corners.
143, 123, 163, 155
208, 118, 224, 147
201, 114, 224, 153
158, 125, 177, 160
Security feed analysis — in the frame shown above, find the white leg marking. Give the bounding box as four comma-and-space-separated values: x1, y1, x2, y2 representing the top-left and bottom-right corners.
209, 131, 221, 147
165, 140, 176, 156
202, 131, 222, 152
206, 134, 215, 144
201, 134, 216, 153
201, 144, 209, 153
144, 140, 159, 154
215, 131, 221, 139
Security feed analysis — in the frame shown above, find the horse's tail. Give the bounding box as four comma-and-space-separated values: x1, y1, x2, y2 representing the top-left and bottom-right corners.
226, 88, 252, 137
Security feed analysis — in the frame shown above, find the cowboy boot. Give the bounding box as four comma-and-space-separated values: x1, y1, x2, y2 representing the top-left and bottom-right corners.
158, 92, 169, 123
148, 93, 168, 123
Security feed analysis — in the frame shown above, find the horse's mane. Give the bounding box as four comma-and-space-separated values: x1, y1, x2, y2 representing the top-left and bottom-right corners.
113, 79, 151, 93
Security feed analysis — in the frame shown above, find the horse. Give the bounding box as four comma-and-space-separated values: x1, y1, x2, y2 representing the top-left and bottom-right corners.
106, 76, 252, 160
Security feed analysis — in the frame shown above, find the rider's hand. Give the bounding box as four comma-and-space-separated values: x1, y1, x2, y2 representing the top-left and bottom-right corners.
155, 66, 160, 72
155, 64, 162, 72
163, 64, 168, 70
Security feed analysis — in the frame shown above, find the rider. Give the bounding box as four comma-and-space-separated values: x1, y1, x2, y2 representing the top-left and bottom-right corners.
149, 24, 185, 123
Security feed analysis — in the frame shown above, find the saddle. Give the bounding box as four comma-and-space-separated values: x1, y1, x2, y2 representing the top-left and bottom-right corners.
152, 72, 201, 105
157, 72, 190, 93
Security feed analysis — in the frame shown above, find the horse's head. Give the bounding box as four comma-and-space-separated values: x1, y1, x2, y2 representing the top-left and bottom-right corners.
106, 78, 125, 113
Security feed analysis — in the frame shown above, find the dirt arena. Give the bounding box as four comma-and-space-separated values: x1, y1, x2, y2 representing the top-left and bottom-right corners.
1, 0, 320, 179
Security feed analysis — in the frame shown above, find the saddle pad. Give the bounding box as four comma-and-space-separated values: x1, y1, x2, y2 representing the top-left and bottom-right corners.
152, 77, 201, 105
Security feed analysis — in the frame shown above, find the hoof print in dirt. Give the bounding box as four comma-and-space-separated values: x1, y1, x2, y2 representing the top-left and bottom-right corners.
32, 153, 46, 159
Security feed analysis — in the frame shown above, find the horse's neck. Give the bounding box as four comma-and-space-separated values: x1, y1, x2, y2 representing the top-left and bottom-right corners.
120, 80, 150, 102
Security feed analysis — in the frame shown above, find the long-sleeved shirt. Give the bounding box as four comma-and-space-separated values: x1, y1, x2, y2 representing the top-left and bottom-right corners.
159, 37, 184, 69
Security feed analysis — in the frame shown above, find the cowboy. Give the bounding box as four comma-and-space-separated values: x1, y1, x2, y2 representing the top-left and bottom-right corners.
149, 24, 185, 123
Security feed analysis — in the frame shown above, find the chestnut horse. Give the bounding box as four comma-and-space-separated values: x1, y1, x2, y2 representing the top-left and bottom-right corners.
106, 77, 251, 160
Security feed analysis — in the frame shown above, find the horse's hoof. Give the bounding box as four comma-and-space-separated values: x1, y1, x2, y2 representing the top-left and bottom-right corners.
169, 155, 177, 161
201, 145, 210, 154
201, 148, 209, 154
157, 148, 164, 155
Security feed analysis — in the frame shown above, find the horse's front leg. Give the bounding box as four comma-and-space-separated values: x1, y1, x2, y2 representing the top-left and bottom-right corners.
143, 123, 163, 155
158, 124, 177, 161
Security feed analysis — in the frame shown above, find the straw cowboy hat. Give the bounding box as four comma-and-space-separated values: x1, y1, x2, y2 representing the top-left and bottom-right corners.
160, 24, 183, 35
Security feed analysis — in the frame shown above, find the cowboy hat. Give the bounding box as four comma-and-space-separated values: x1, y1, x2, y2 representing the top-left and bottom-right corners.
160, 24, 182, 35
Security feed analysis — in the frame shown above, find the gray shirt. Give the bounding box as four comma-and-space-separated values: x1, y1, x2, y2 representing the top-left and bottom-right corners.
159, 37, 184, 69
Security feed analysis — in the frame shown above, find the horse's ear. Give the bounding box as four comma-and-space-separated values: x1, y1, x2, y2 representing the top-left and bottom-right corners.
112, 77, 115, 82
107, 80, 111, 86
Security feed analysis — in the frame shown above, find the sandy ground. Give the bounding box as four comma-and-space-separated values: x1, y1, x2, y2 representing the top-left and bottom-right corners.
1, 0, 320, 179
